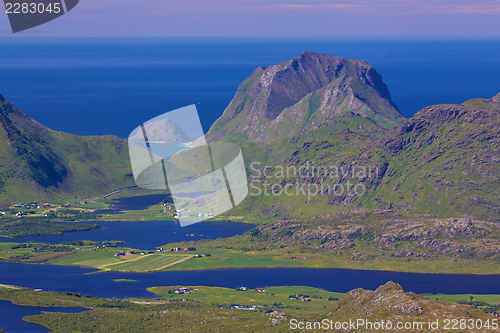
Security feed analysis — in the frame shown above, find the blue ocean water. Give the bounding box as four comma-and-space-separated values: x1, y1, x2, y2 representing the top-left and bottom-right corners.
0, 300, 88, 333
0, 38, 499, 138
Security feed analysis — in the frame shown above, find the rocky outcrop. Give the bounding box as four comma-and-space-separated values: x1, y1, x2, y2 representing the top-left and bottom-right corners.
326, 281, 496, 333
246, 214, 500, 261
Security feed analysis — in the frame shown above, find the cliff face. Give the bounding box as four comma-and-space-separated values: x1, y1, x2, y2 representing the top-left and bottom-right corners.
207, 51, 404, 142
0, 94, 67, 188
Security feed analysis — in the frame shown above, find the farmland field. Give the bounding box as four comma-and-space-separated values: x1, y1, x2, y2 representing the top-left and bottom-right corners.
48, 248, 193, 272
105, 254, 192, 272
148, 285, 343, 313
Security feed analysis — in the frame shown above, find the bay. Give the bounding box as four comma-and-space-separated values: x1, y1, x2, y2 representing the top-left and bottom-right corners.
0, 220, 256, 250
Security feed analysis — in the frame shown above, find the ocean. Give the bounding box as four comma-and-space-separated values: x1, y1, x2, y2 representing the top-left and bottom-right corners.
0, 37, 499, 138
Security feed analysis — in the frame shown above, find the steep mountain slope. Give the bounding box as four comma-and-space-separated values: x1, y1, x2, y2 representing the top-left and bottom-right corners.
226, 93, 500, 222
0, 94, 135, 205
207, 51, 405, 142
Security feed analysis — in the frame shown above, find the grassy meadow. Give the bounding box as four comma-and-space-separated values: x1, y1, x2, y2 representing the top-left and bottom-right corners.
148, 285, 343, 313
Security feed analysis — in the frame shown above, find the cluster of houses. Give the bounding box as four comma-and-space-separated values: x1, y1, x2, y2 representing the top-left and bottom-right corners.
96, 244, 117, 248
157, 247, 196, 252
196, 213, 214, 218
236, 287, 266, 292
13, 203, 54, 209
114, 251, 135, 257
13, 203, 41, 209
170, 209, 215, 219
289, 295, 312, 302
174, 287, 197, 295
173, 208, 190, 219
232, 305, 258, 311
162, 203, 172, 213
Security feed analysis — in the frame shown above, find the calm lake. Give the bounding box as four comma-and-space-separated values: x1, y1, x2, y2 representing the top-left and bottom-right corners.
0, 221, 256, 250
0, 300, 88, 333
1, 262, 500, 299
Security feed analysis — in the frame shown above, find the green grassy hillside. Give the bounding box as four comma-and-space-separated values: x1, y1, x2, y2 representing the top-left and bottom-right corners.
0, 94, 135, 205
217, 95, 500, 222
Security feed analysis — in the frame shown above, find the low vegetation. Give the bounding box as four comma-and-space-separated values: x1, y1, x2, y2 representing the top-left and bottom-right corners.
8, 209, 494, 274
1, 282, 499, 332
148, 285, 343, 313
0, 218, 99, 238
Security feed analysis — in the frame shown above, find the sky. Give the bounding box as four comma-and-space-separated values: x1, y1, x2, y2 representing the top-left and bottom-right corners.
1, 0, 500, 37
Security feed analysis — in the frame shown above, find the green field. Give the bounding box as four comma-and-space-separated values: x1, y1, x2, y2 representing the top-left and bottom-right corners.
107, 254, 191, 272
0, 286, 290, 332
39, 240, 500, 274
0, 242, 32, 260
148, 285, 342, 313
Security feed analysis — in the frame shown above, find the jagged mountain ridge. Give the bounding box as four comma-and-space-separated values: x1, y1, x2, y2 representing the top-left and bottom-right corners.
207, 51, 405, 142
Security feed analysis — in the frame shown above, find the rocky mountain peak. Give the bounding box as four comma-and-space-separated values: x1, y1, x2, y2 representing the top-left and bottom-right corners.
207, 52, 404, 142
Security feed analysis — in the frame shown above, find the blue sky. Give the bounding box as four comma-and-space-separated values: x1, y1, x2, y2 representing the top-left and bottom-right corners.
2, 0, 500, 36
